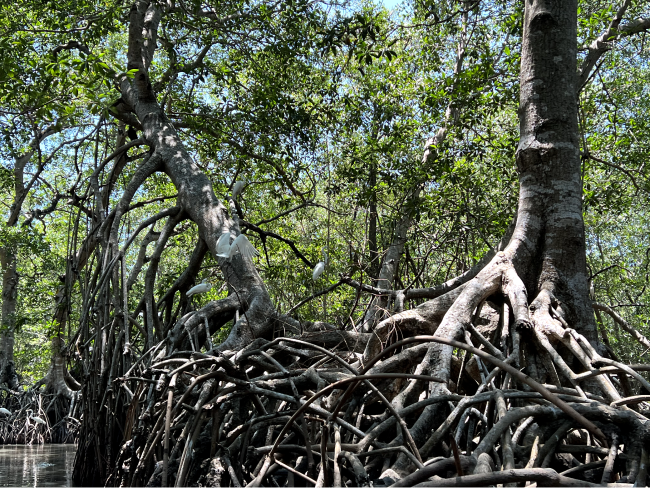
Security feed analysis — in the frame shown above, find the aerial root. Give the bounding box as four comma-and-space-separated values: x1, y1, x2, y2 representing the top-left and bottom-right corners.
104, 326, 650, 487
168, 294, 242, 352
0, 387, 76, 444
91, 256, 650, 487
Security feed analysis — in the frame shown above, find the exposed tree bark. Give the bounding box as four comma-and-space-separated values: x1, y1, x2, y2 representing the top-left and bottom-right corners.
72, 4, 279, 483
361, 206, 413, 332
0, 246, 18, 389
1, 125, 58, 389
374, 0, 601, 473
40, 336, 80, 401
514, 0, 594, 341
117, 0, 275, 352
368, 161, 379, 281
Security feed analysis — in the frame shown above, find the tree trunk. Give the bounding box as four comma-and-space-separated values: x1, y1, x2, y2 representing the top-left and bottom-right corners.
0, 148, 33, 390
1, 125, 60, 390
361, 201, 412, 332
71, 2, 649, 486
514, 0, 594, 341
381, 1, 603, 472
0, 247, 18, 390
73, 5, 277, 483
430, 0, 597, 392
368, 161, 379, 280
117, 1, 275, 352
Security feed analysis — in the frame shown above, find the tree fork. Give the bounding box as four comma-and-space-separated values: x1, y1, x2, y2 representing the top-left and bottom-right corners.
118, 1, 276, 351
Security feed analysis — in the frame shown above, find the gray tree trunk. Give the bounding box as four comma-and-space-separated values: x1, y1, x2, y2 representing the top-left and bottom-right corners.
385, 2, 600, 472
0, 247, 18, 389
0, 149, 35, 390
116, 1, 275, 352
1, 122, 60, 389
361, 200, 413, 332
424, 0, 596, 395
514, 0, 594, 340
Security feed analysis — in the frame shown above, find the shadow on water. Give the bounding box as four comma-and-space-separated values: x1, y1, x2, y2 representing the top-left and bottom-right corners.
0, 444, 76, 487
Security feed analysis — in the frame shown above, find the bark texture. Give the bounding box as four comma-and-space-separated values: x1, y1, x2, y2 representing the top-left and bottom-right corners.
117, 1, 275, 352
514, 0, 595, 342
1, 146, 41, 390
0, 246, 18, 389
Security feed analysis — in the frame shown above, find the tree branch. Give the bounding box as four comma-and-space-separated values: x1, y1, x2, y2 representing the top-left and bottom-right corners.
593, 302, 650, 351
286, 279, 344, 315
240, 219, 314, 268
52, 40, 90, 57
577, 1, 650, 91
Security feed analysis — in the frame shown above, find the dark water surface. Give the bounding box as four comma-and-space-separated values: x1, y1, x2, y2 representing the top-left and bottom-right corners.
0, 444, 76, 487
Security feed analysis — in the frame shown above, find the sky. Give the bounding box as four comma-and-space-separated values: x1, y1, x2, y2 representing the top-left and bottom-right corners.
381, 0, 402, 10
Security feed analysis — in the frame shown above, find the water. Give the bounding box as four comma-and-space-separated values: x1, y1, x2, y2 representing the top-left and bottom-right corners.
0, 444, 76, 487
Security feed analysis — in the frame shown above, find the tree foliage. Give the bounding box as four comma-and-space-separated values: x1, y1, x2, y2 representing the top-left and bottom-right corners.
0, 0, 650, 485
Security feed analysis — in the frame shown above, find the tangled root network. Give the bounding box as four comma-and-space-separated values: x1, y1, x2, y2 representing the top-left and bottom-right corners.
104, 297, 650, 488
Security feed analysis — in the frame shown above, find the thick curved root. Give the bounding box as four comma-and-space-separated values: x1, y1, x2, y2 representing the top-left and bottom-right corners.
78, 253, 650, 487
102, 328, 650, 487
